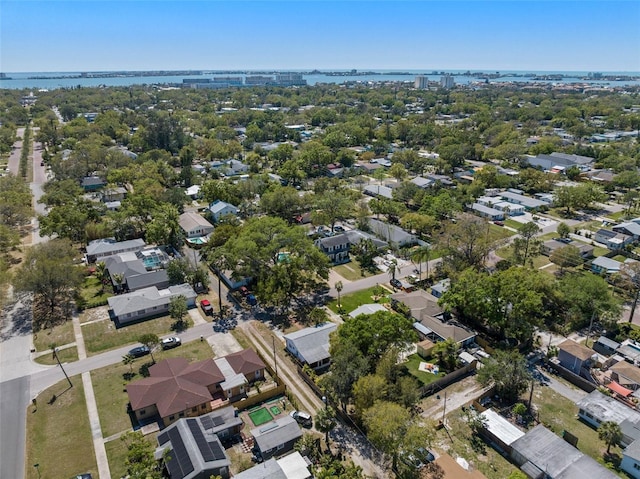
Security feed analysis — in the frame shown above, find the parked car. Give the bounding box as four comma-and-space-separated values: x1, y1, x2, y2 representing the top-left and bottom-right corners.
333, 225, 345, 232
161, 337, 181, 350
290, 410, 313, 428
247, 294, 257, 306
200, 299, 213, 315
390, 278, 402, 289
400, 448, 435, 469
128, 345, 150, 358
74, 474, 93, 479
493, 220, 505, 227
239, 286, 249, 296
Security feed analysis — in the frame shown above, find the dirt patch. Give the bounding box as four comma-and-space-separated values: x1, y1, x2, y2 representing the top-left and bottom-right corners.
79, 306, 109, 324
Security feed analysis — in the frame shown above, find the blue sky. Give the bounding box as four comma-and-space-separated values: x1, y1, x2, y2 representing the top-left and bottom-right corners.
1, 1, 639, 72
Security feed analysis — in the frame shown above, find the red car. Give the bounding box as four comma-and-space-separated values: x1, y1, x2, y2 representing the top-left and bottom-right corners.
200, 299, 213, 315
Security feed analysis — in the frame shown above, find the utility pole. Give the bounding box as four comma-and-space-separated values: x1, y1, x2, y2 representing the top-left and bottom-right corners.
53, 348, 72, 388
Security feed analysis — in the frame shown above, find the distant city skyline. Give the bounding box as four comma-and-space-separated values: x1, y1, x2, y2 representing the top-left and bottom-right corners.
1, 1, 639, 73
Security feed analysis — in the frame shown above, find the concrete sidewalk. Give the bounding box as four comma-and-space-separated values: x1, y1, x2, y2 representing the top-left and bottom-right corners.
73, 314, 111, 479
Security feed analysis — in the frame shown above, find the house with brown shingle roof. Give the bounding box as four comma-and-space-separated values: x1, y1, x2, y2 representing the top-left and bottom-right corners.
127, 350, 265, 427
611, 361, 640, 391
558, 339, 595, 376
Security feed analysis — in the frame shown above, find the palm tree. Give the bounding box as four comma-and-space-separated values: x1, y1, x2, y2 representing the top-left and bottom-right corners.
315, 405, 337, 448
411, 245, 431, 282
95, 261, 108, 294
598, 421, 622, 454
335, 281, 343, 310
388, 259, 399, 283
111, 272, 124, 292
432, 338, 458, 372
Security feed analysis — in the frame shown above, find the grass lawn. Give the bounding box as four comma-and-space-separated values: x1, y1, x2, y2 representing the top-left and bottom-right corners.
333, 257, 377, 281
495, 245, 551, 269
612, 255, 627, 262
78, 275, 113, 309
403, 354, 446, 385
434, 409, 519, 479
505, 218, 523, 230
593, 246, 609, 257
487, 224, 517, 241
26, 376, 97, 479
92, 339, 215, 438
327, 286, 390, 314
33, 320, 75, 351
531, 385, 624, 474
105, 437, 128, 479
34, 346, 78, 365
82, 314, 192, 355
105, 432, 159, 479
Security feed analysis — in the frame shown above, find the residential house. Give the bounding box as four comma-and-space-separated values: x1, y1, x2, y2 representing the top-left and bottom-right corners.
577, 390, 640, 447
155, 410, 240, 479
595, 228, 633, 250
470, 203, 504, 221
363, 184, 394, 200
233, 452, 312, 479
426, 174, 454, 187
104, 252, 169, 293
349, 304, 387, 318
314, 234, 350, 265
510, 424, 618, 479
208, 200, 239, 223
431, 279, 450, 299
611, 361, 640, 391
557, 339, 595, 377
615, 222, 640, 241
617, 340, 640, 364
391, 290, 476, 347
367, 218, 419, 247
101, 186, 127, 202
251, 415, 303, 461
498, 191, 548, 210
594, 336, 621, 356
479, 409, 525, 454
80, 175, 107, 191
591, 256, 624, 275
127, 350, 265, 427
622, 440, 640, 479
526, 152, 594, 172
223, 159, 248, 176
284, 322, 338, 371
86, 238, 146, 263
542, 239, 594, 259
179, 212, 215, 239
185, 184, 202, 199
107, 283, 196, 324
410, 176, 434, 189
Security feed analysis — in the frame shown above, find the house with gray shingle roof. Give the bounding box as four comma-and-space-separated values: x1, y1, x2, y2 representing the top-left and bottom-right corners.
86, 238, 146, 263
179, 211, 215, 238
284, 322, 337, 371
107, 283, 196, 324
251, 415, 303, 461
208, 200, 239, 223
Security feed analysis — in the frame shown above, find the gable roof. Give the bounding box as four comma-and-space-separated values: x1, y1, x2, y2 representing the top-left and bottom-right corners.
367, 218, 418, 246
316, 233, 350, 248
209, 200, 238, 215
156, 416, 231, 479
251, 415, 302, 453
86, 238, 145, 256
614, 222, 640, 236
107, 284, 196, 317
284, 323, 337, 364
349, 304, 387, 318
179, 211, 214, 233
611, 361, 640, 385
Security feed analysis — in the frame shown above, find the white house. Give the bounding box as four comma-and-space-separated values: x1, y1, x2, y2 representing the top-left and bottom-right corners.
284, 322, 337, 371
107, 283, 197, 324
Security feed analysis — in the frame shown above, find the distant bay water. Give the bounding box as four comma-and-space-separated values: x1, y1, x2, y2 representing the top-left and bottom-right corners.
1, 70, 640, 90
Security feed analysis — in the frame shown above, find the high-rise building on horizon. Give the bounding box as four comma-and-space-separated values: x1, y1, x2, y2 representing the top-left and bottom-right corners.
414, 75, 429, 89
440, 74, 455, 89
